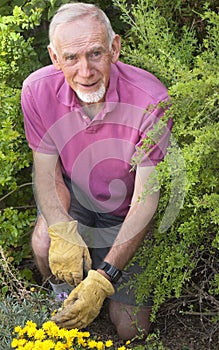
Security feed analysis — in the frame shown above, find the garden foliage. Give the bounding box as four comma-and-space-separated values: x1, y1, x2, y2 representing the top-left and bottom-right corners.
113, 0, 219, 320
0, 4, 43, 273
0, 0, 218, 339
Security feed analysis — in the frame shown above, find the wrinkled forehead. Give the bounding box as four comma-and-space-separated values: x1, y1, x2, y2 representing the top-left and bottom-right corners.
53, 17, 109, 52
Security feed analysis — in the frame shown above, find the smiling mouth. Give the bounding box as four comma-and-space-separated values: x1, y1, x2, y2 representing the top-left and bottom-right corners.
78, 81, 98, 88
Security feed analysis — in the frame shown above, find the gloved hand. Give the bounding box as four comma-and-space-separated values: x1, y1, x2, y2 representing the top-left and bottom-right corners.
51, 270, 114, 329
48, 221, 92, 286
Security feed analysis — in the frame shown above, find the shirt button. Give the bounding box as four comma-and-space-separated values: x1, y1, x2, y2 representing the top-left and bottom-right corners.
82, 115, 90, 126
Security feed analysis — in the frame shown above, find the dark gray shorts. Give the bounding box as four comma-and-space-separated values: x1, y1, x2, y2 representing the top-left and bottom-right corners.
64, 177, 152, 306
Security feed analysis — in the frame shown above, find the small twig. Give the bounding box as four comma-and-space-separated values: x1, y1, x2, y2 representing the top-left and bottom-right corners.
191, 281, 219, 308
0, 182, 33, 202
183, 311, 219, 316
10, 205, 36, 209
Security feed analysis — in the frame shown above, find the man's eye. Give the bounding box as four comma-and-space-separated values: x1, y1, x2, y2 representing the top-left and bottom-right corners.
90, 51, 102, 59
94, 51, 101, 56
66, 55, 76, 61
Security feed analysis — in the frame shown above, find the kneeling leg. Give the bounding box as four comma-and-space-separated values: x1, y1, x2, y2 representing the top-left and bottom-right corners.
109, 299, 152, 341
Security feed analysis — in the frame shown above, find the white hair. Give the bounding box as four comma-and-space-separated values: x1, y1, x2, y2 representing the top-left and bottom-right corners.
49, 2, 115, 51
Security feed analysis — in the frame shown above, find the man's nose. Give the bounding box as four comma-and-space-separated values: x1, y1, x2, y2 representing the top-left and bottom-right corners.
78, 57, 93, 78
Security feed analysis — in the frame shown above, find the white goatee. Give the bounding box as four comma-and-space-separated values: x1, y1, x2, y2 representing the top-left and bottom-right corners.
76, 83, 106, 103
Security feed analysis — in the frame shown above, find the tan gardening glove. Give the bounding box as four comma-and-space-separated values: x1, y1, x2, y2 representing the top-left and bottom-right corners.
48, 221, 92, 286
51, 270, 114, 329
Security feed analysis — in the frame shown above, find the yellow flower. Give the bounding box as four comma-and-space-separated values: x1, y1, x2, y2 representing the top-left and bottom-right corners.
42, 320, 60, 337
12, 320, 131, 350
88, 339, 98, 348
54, 341, 68, 349
30, 287, 35, 292
11, 338, 20, 348
26, 327, 37, 338
26, 320, 37, 328
105, 340, 113, 347
16, 339, 27, 347
77, 337, 87, 347
68, 328, 79, 337
31, 340, 44, 350
34, 329, 46, 340
22, 320, 37, 338
51, 309, 57, 316
65, 328, 80, 343
11, 339, 17, 348
96, 341, 104, 350
80, 331, 90, 338
125, 340, 131, 345
58, 328, 69, 340
14, 326, 23, 334
35, 339, 55, 349
22, 340, 35, 349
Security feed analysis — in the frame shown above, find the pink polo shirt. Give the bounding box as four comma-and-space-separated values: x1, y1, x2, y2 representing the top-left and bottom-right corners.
22, 61, 172, 216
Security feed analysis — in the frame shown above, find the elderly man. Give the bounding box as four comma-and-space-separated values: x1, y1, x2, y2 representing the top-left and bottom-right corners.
21, 2, 172, 340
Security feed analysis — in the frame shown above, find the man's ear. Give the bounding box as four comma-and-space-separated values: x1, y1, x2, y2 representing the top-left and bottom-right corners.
111, 34, 121, 63
48, 45, 61, 70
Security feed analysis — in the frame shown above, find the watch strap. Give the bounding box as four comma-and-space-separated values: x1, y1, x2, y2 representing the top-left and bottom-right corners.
98, 261, 122, 284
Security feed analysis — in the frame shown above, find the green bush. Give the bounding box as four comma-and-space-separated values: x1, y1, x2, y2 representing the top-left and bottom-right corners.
0, 5, 42, 271
113, 0, 219, 325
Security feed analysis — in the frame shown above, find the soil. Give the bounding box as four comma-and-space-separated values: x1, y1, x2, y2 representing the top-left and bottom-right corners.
29, 261, 219, 350
86, 301, 219, 350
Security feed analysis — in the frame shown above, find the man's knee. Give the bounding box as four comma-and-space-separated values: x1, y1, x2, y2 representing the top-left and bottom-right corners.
109, 299, 152, 341
31, 215, 50, 257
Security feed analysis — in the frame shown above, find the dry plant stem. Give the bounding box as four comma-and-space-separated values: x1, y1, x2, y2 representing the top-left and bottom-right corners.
190, 281, 219, 309
0, 246, 29, 298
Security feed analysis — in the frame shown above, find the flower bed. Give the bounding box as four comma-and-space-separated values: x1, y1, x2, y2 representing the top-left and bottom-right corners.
11, 320, 131, 350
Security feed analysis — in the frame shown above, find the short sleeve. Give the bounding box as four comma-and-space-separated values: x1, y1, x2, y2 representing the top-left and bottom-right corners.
21, 84, 58, 154
136, 99, 173, 166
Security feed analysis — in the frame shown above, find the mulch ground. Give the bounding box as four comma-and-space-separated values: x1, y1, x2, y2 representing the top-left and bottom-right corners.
86, 300, 219, 350
27, 260, 219, 350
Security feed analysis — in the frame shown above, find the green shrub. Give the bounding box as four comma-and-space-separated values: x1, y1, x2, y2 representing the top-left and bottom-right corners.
0, 5, 42, 270
113, 0, 219, 325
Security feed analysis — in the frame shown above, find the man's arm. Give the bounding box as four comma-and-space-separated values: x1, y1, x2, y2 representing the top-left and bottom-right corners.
98, 166, 159, 274
33, 150, 92, 285
33, 151, 71, 226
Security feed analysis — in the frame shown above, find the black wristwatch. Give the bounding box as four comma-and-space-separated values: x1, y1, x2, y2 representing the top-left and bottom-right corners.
98, 261, 122, 284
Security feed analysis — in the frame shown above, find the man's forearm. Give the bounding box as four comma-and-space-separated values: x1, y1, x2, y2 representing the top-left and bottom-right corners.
102, 191, 159, 271
33, 152, 71, 226
104, 227, 151, 271
99, 165, 160, 274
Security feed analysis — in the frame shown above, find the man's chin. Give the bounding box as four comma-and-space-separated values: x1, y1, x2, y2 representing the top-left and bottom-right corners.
76, 85, 106, 104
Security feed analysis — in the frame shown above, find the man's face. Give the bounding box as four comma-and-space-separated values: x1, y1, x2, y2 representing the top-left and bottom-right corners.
49, 17, 120, 104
